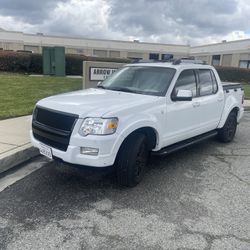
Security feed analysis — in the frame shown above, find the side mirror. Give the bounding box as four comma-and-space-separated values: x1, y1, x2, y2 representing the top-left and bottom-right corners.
173, 89, 192, 101
97, 81, 102, 86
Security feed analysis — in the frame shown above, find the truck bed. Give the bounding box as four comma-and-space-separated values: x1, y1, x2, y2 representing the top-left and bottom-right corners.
222, 82, 243, 91
221, 82, 244, 110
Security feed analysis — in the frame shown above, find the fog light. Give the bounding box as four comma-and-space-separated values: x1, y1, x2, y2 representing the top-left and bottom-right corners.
80, 147, 99, 156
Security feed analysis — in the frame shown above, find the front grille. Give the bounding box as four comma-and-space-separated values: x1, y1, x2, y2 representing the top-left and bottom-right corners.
32, 106, 78, 151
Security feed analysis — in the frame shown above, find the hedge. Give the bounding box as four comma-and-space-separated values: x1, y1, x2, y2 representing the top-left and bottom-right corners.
0, 51, 33, 72
0, 51, 131, 75
2, 51, 249, 82
215, 66, 250, 84
29, 53, 43, 74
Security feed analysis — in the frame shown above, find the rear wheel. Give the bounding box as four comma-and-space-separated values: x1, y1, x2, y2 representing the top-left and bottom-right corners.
218, 111, 237, 143
115, 133, 149, 187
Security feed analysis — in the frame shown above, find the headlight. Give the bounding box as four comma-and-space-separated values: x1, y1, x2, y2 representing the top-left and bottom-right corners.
79, 117, 118, 136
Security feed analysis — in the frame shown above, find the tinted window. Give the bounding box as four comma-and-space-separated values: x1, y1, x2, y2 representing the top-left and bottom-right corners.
210, 71, 218, 93
173, 70, 197, 97
212, 55, 220, 66
199, 69, 214, 96
161, 54, 173, 60
239, 60, 250, 69
149, 53, 159, 60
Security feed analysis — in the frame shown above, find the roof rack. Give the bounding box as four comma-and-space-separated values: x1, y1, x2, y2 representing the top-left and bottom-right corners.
132, 59, 174, 64
132, 59, 157, 63
131, 58, 207, 65
172, 58, 206, 65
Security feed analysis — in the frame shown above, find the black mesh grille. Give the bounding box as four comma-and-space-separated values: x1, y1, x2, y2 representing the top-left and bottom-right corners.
32, 106, 78, 151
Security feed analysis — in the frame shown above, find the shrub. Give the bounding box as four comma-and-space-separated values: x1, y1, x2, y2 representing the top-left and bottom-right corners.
29, 53, 42, 74
0, 51, 131, 75
65, 54, 131, 75
0, 51, 32, 72
215, 66, 250, 84
65, 54, 86, 75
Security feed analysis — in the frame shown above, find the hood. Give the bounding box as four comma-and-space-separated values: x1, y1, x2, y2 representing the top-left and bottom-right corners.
37, 88, 160, 118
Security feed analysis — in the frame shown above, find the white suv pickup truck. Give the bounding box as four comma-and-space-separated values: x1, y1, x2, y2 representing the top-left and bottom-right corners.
31, 59, 244, 187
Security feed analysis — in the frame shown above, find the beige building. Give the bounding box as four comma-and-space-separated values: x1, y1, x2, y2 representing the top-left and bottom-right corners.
0, 28, 250, 68
190, 39, 250, 68
0, 29, 189, 60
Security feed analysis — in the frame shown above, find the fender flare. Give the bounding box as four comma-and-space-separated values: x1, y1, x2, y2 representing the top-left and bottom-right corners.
111, 119, 161, 160
218, 97, 239, 128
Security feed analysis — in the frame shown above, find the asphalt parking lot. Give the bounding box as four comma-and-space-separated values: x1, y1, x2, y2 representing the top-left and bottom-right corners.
0, 113, 250, 250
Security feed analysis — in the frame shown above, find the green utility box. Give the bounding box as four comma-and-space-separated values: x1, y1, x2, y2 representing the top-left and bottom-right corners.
42, 46, 65, 76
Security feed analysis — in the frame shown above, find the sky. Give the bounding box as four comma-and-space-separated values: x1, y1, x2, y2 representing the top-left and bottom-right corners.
0, 0, 250, 45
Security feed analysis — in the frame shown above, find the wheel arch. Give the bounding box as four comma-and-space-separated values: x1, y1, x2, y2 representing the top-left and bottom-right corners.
127, 127, 158, 150
218, 104, 240, 128
115, 126, 159, 159
217, 107, 238, 143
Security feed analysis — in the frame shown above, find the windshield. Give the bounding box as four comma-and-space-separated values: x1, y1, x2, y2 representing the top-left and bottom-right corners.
99, 66, 176, 96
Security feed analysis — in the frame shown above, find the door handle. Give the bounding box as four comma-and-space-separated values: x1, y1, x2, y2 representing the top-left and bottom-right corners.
192, 102, 200, 107
217, 98, 223, 102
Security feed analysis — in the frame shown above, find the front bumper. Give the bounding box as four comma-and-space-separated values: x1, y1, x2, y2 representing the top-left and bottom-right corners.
30, 130, 121, 167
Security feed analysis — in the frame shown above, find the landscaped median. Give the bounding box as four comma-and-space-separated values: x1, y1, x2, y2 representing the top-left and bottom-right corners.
0, 72, 82, 120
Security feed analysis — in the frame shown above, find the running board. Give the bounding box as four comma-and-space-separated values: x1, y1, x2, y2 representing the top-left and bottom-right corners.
152, 130, 218, 156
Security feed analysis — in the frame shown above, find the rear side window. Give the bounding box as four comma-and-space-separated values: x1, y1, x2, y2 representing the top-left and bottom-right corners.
173, 69, 197, 97
210, 71, 218, 93
198, 69, 215, 96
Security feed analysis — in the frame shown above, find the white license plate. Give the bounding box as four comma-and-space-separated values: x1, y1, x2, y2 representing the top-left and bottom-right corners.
39, 144, 52, 159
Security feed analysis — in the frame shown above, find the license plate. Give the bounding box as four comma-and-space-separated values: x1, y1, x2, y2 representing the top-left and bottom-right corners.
39, 144, 52, 159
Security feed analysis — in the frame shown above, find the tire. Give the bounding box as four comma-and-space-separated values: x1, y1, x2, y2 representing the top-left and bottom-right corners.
218, 111, 237, 143
115, 133, 149, 187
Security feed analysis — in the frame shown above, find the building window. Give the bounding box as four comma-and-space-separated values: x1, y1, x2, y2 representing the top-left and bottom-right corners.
93, 50, 108, 57
161, 54, 173, 60
127, 52, 143, 61
212, 55, 221, 66
24, 45, 39, 53
76, 48, 84, 54
195, 56, 208, 64
149, 53, 159, 60
239, 60, 250, 69
110, 51, 120, 58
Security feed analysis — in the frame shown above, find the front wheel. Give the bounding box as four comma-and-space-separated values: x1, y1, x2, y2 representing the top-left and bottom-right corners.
218, 111, 237, 143
115, 133, 149, 187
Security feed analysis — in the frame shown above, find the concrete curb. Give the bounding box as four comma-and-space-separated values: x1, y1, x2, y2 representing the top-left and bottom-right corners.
0, 145, 39, 174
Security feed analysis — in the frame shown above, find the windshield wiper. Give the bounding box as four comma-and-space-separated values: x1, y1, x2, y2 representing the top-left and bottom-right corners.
96, 85, 106, 89
107, 87, 136, 93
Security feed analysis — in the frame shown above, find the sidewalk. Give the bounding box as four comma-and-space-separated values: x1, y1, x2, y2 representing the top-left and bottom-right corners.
0, 101, 250, 174
0, 116, 39, 174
